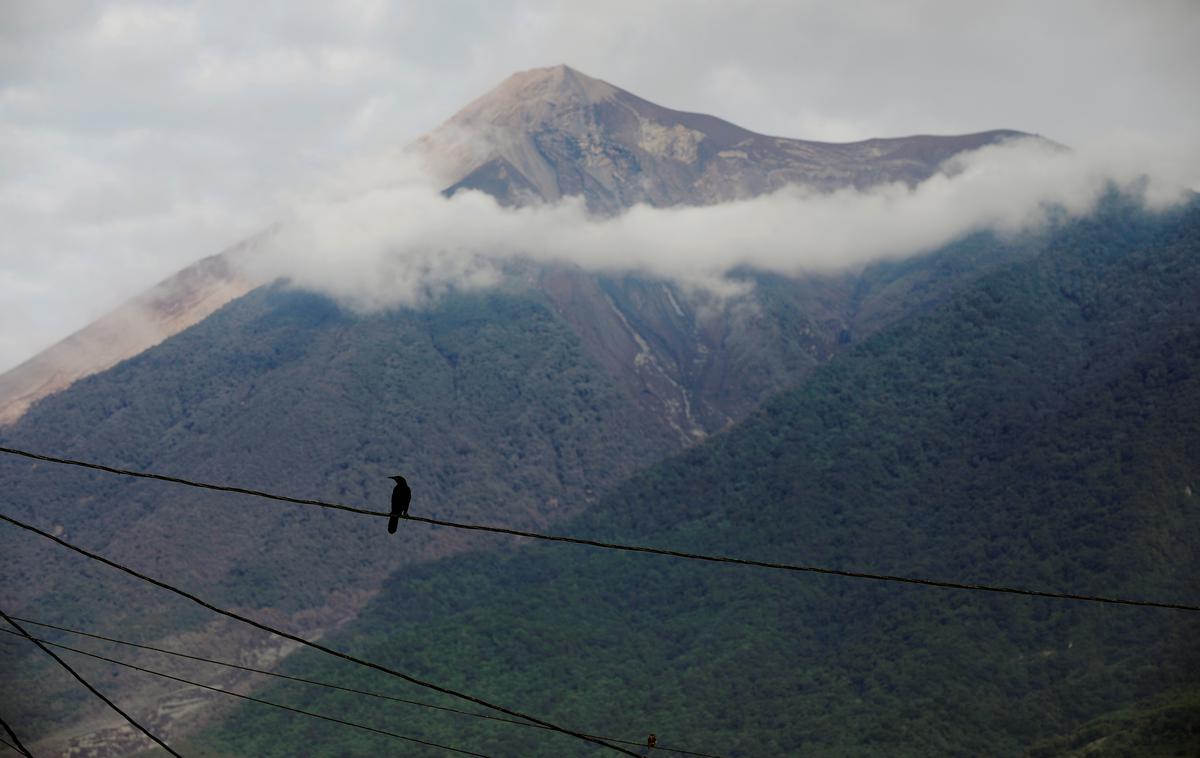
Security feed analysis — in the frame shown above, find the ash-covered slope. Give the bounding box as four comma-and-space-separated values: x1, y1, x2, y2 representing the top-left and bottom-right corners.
427, 64, 1029, 212
0, 253, 253, 425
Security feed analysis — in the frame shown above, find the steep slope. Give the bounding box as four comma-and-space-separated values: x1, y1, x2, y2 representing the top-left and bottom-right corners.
0, 236, 1046, 754
0, 286, 685, 751
0, 65, 1059, 753
0, 64, 1032, 429
429, 64, 1029, 212
0, 252, 254, 425
536, 227, 1042, 440
1028, 685, 1200, 757
197, 198, 1200, 756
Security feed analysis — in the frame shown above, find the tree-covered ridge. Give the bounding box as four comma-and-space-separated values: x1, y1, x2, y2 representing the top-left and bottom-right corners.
1028, 684, 1200, 757
0, 193, 1045, 749
0, 287, 682, 740
200, 198, 1200, 756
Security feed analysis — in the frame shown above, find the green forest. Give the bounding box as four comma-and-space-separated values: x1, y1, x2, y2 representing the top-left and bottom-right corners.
186, 198, 1200, 756
0, 286, 681, 737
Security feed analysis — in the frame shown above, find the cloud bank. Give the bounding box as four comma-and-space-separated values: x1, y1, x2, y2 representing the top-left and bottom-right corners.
239, 138, 1193, 311
4, 2, 1198, 371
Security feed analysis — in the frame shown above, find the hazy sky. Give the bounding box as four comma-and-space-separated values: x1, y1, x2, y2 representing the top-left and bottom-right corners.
2, 0, 1198, 372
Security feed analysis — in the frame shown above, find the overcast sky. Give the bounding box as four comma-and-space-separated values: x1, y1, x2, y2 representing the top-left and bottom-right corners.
2, 0, 1198, 372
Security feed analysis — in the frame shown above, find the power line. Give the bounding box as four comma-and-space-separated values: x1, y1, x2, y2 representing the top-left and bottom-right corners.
0, 512, 640, 757
0, 630, 492, 758
0, 714, 30, 758
0, 444, 384, 517
409, 518, 1200, 611
8, 617, 720, 758
0, 607, 179, 757
2, 444, 1198, 611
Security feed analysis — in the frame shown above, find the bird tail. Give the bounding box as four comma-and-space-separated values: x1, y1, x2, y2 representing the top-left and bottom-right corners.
387, 514, 399, 534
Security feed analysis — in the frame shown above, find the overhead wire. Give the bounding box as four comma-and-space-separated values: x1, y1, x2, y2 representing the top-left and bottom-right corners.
0, 444, 382, 517
7, 617, 720, 758
1, 444, 1197, 611
0, 714, 30, 758
0, 606, 179, 757
0, 629, 492, 758
0, 511, 640, 757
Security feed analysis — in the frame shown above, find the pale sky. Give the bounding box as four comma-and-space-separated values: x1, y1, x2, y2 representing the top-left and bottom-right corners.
2, 0, 1198, 372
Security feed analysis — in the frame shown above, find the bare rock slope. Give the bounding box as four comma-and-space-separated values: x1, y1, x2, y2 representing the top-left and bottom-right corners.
429, 64, 1027, 212
0, 253, 254, 425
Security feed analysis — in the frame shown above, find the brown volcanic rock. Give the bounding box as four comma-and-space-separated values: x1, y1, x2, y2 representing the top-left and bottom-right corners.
0, 252, 255, 425
429, 64, 1029, 213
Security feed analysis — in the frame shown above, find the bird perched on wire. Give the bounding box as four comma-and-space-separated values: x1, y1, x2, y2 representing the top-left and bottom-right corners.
387, 476, 411, 534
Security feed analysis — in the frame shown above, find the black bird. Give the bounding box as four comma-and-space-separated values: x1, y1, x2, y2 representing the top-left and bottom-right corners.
387, 475, 411, 534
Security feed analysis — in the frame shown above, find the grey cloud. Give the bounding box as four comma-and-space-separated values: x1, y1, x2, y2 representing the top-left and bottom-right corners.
240, 138, 1192, 313
2, 0, 1198, 371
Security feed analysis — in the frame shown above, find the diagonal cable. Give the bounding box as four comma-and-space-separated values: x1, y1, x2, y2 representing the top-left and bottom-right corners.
3, 630, 491, 757
0, 607, 178, 757
5, 618, 721, 758
0, 511, 639, 757
0, 714, 31, 757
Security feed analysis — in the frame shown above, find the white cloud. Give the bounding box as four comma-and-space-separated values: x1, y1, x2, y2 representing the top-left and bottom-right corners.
91, 3, 197, 47
1, 0, 1198, 371
240, 138, 1193, 314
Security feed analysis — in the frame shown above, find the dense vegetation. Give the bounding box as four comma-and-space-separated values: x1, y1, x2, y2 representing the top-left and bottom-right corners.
198, 197, 1200, 756
1028, 684, 1200, 757
0, 287, 682, 738
0, 201, 1041, 746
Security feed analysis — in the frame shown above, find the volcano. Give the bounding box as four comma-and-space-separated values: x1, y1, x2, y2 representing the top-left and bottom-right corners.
0, 64, 1030, 431
9, 66, 1162, 758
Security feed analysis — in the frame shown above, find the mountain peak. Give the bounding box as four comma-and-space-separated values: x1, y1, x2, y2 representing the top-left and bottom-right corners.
421, 66, 1032, 213
0, 64, 1039, 426
446, 64, 620, 130
504, 64, 615, 99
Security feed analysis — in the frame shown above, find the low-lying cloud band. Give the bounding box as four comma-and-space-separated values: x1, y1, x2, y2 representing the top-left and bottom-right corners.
239, 138, 1192, 310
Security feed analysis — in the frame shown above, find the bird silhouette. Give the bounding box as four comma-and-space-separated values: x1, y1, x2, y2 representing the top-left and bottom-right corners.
387, 475, 411, 534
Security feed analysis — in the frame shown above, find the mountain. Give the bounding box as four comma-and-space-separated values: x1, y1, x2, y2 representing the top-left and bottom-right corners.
0, 65, 1032, 431
0, 252, 252, 425
0, 65, 1131, 756
425, 65, 1028, 212
197, 197, 1200, 757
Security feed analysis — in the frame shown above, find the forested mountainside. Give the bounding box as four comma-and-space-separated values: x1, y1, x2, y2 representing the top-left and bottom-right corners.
196, 198, 1200, 756
0, 226, 1036, 752
0, 64, 1030, 427
0, 64, 1175, 756
0, 286, 684, 741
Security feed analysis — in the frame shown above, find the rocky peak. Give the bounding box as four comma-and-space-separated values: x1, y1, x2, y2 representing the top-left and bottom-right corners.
0, 65, 1035, 427
420, 65, 1030, 213
449, 64, 621, 129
